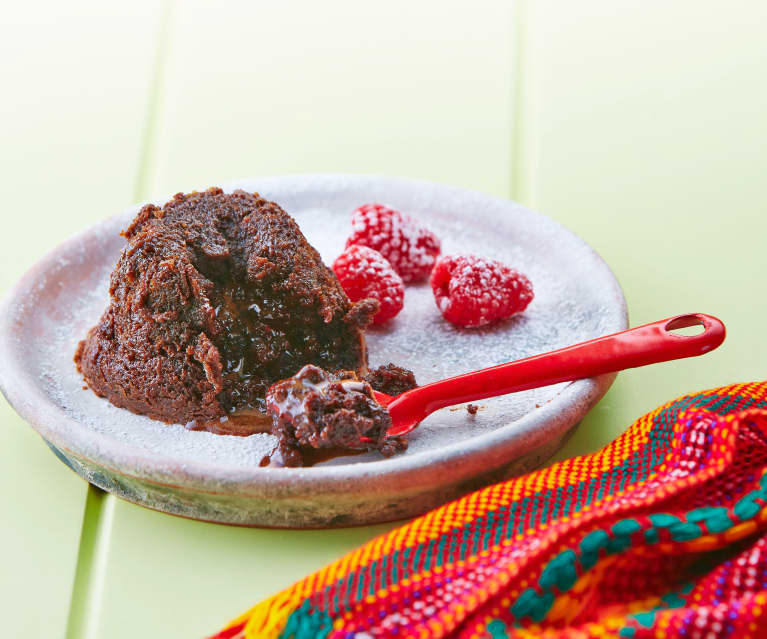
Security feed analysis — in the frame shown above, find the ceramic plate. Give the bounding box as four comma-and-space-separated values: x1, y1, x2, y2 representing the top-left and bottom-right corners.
0, 175, 627, 527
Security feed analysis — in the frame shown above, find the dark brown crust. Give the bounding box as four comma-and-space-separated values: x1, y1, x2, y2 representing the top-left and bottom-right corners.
75, 187, 377, 424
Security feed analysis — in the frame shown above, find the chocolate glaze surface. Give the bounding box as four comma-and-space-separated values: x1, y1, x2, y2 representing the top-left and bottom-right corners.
75, 187, 377, 425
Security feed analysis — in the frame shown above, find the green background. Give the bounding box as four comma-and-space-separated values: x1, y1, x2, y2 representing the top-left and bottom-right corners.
1, 1, 765, 637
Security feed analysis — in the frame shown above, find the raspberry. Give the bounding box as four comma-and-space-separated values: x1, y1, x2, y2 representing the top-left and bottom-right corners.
346, 203, 441, 283
430, 255, 533, 328
333, 245, 405, 324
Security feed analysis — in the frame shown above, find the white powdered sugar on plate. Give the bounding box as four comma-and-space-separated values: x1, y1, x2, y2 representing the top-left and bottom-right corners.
4, 176, 625, 475
0, 176, 627, 525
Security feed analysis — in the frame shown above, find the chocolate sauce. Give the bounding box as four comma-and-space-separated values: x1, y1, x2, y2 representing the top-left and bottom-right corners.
259, 445, 365, 468
186, 410, 272, 437
187, 410, 366, 467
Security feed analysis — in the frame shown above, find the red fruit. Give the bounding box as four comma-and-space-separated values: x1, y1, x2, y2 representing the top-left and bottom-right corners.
333, 245, 405, 324
346, 203, 441, 283
430, 255, 533, 328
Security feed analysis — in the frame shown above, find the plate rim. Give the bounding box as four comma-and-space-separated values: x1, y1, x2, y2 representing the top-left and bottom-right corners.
0, 173, 628, 498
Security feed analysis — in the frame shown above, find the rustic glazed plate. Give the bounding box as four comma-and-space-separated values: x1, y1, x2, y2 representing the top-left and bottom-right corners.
0, 175, 627, 527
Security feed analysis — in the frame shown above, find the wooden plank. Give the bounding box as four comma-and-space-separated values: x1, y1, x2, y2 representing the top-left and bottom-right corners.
516, 0, 767, 460
92, 1, 518, 636
92, 501, 398, 637
148, 0, 516, 199
0, 2, 164, 636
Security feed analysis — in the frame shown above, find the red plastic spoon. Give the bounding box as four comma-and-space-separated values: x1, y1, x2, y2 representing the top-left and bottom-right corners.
373, 313, 725, 437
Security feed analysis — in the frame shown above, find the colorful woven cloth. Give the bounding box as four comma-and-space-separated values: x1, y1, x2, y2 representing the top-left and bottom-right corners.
213, 382, 767, 638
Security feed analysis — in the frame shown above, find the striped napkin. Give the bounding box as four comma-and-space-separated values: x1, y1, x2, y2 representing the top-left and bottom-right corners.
213, 382, 767, 639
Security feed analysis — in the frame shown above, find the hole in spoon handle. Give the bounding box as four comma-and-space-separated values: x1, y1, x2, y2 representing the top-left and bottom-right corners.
662, 313, 726, 352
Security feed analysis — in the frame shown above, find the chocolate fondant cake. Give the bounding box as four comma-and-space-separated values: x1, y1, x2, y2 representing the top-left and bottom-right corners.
75, 188, 378, 425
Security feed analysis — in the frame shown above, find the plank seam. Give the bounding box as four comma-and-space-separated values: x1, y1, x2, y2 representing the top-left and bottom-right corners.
64, 3, 172, 637
64, 488, 115, 639
510, 0, 535, 206
133, 0, 173, 203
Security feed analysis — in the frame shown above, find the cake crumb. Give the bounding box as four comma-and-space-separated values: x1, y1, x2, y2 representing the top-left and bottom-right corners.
466, 403, 479, 415
364, 363, 417, 396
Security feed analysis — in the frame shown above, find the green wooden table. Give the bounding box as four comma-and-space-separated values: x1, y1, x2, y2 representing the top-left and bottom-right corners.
2, 1, 765, 637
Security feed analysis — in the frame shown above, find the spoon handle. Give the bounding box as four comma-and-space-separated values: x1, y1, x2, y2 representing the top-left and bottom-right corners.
386, 313, 725, 435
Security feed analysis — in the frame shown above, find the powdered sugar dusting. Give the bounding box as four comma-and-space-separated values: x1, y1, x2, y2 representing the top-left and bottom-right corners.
3, 176, 626, 476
